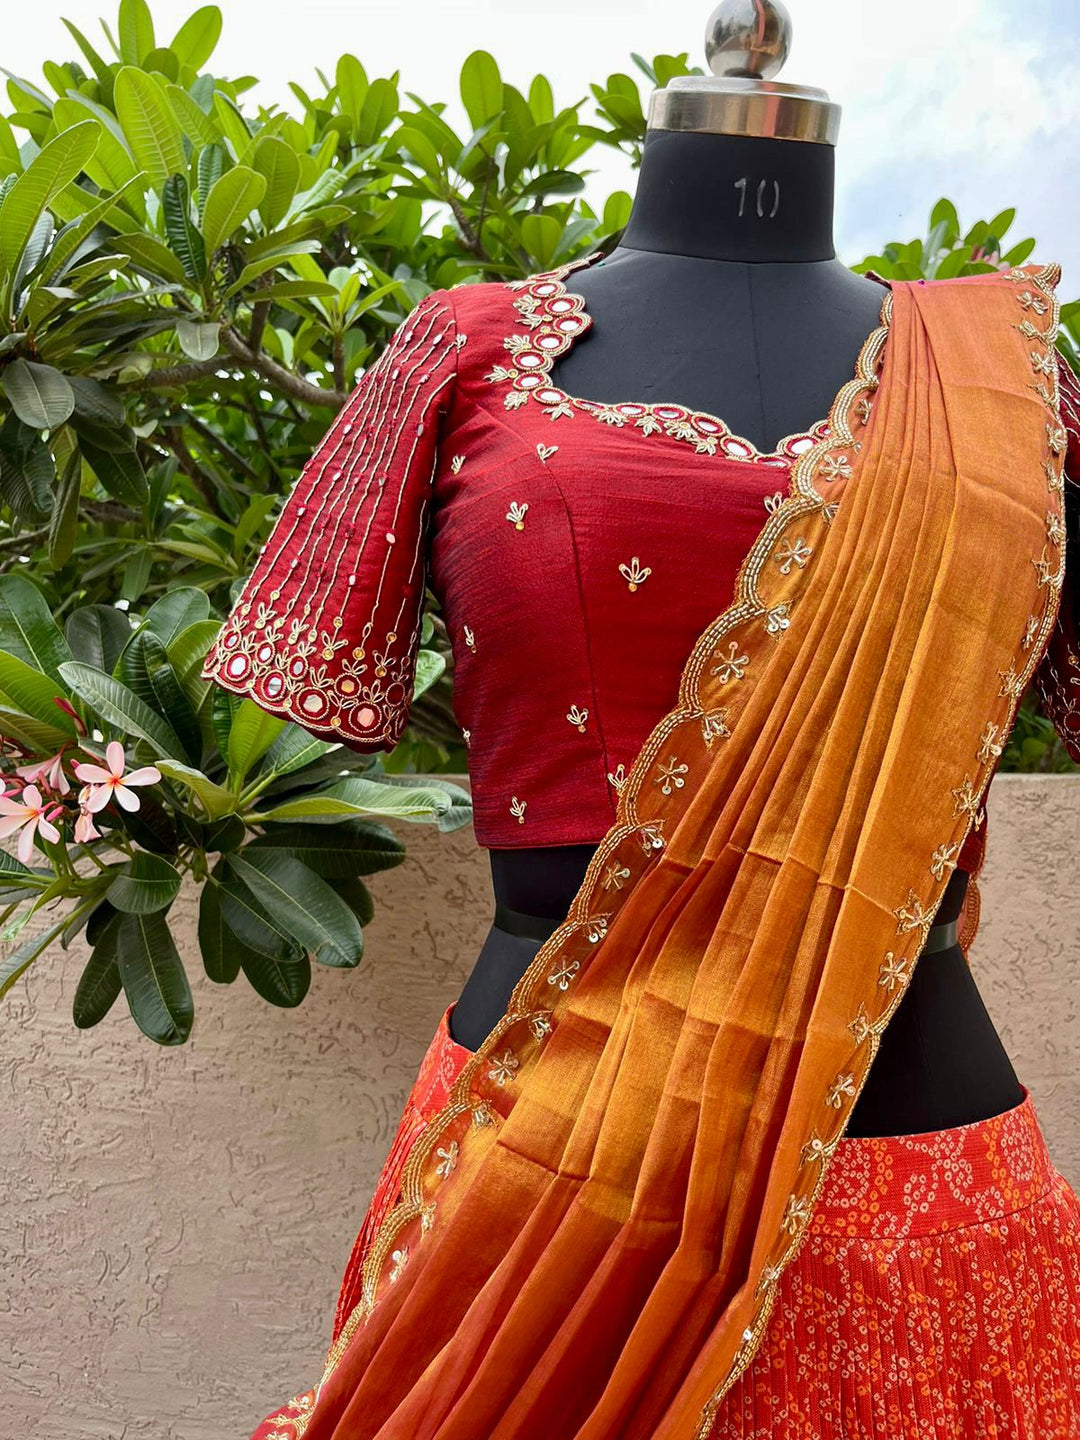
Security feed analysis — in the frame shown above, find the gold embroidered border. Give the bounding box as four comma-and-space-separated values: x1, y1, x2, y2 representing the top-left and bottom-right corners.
487, 251, 838, 464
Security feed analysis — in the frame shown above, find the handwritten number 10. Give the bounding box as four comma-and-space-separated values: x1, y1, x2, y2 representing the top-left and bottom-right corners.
734, 177, 781, 219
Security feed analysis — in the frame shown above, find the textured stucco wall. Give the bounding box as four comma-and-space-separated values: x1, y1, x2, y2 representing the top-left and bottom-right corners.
2, 774, 1078, 1438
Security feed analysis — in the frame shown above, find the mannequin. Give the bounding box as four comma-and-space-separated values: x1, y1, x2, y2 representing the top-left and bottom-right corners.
447, 25, 1024, 1137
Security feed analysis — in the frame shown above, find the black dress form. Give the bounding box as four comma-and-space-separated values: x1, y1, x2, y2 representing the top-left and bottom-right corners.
449, 128, 1024, 1137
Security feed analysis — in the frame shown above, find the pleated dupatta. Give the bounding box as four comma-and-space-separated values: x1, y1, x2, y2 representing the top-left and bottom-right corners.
265, 261, 1067, 1440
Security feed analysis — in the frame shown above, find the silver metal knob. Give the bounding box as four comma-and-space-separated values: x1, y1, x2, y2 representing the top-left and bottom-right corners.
705, 0, 792, 81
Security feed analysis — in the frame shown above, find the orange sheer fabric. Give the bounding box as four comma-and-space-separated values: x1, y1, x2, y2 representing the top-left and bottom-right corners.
262, 263, 1067, 1440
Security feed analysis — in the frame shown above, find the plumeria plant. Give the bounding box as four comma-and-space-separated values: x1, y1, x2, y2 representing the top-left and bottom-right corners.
0, 575, 469, 1043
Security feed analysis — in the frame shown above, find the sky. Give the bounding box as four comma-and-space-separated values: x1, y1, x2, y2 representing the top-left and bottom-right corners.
2, 0, 1078, 285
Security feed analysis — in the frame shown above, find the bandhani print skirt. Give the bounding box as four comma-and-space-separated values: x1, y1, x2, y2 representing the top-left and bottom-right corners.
259, 1004, 1080, 1440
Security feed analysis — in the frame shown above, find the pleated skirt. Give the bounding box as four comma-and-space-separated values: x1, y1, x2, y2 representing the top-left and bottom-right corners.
277, 1004, 1080, 1440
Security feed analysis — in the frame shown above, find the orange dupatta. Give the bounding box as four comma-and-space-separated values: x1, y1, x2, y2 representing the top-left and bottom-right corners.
268, 262, 1066, 1440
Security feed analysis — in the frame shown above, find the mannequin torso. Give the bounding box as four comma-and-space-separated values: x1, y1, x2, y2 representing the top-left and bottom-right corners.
450, 128, 1024, 1137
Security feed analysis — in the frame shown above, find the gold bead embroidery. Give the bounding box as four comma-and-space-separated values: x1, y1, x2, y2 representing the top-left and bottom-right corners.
781, 1195, 810, 1235
607, 763, 627, 792
894, 890, 931, 933
878, 952, 910, 990
603, 860, 632, 891
566, 705, 588, 732
774, 536, 813, 573
711, 640, 749, 683
388, 1247, 408, 1282
488, 1050, 520, 1087
619, 556, 651, 592
547, 958, 579, 991
847, 1004, 872, 1045
434, 1142, 458, 1179
653, 756, 688, 795
825, 1073, 857, 1108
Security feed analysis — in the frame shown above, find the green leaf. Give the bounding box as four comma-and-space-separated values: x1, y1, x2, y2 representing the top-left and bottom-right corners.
3, 358, 75, 429
169, 6, 223, 71
118, 0, 156, 64
0, 420, 53, 519
460, 50, 503, 129
162, 172, 207, 281
108, 852, 181, 914
114, 67, 186, 188
0, 651, 76, 734
218, 859, 301, 960
201, 165, 266, 254
197, 877, 240, 982
330, 876, 374, 926
69, 376, 126, 426
143, 588, 211, 646
73, 937, 123, 1028
155, 758, 238, 819
248, 819, 404, 878
48, 448, 81, 568
228, 850, 364, 967
80, 439, 148, 506
165, 84, 220, 146
254, 776, 458, 825
0, 120, 99, 279
58, 660, 188, 760
237, 944, 310, 1006
227, 699, 286, 784
115, 909, 193, 1044
66, 605, 133, 673
196, 142, 226, 216
251, 135, 300, 230
254, 724, 337, 780
0, 573, 73, 681
118, 629, 202, 764
175, 317, 220, 359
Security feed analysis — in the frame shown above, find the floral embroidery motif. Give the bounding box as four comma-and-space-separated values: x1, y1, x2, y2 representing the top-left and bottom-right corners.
509, 795, 526, 823
653, 755, 688, 795
434, 1142, 459, 1179
607, 763, 627, 791
602, 860, 632, 891
711, 639, 749, 683
536, 443, 558, 462
463, 624, 476, 652
506, 501, 528, 530
547, 958, 579, 991
450, 453, 465, 474
566, 705, 588, 732
619, 556, 651, 592
878, 952, 910, 990
488, 1049, 520, 1087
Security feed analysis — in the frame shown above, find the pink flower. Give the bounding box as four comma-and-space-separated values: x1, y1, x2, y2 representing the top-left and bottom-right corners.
0, 783, 62, 863
74, 803, 101, 845
73, 741, 161, 814
16, 750, 71, 796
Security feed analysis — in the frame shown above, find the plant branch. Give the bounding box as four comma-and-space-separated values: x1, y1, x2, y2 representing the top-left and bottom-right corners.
219, 326, 347, 410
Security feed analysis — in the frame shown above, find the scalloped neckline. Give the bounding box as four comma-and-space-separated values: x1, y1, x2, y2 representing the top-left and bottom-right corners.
499, 252, 893, 466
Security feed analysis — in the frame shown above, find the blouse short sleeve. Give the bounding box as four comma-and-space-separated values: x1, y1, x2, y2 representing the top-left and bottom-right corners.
1032, 352, 1080, 765
202, 289, 458, 750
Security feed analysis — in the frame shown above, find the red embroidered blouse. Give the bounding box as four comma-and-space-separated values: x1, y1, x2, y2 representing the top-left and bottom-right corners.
203, 257, 1080, 863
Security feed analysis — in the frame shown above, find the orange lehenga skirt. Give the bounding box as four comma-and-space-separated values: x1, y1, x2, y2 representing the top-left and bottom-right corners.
281, 1004, 1080, 1440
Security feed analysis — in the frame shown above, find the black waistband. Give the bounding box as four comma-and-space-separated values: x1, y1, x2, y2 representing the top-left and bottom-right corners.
494, 904, 962, 953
